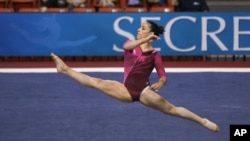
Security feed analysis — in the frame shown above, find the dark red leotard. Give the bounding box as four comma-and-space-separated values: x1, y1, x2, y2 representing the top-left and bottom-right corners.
123, 42, 167, 101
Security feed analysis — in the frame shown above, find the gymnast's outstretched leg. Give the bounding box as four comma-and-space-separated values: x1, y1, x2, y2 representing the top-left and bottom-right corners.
139, 86, 219, 132
51, 53, 133, 103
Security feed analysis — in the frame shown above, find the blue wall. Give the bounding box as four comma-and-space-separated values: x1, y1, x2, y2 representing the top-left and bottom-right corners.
0, 12, 250, 56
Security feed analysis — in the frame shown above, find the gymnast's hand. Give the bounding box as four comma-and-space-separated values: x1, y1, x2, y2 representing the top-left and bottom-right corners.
145, 33, 160, 43
150, 81, 164, 92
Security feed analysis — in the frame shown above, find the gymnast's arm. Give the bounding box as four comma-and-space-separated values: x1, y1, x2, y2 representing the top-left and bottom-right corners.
150, 52, 167, 91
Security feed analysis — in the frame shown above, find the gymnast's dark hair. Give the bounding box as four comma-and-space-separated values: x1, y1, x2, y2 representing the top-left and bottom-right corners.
146, 20, 165, 36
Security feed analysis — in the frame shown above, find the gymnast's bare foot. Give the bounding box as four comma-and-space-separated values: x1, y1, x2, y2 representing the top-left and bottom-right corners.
202, 118, 219, 132
51, 53, 69, 74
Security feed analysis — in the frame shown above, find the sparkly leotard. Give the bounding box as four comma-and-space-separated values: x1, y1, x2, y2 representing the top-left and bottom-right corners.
123, 42, 167, 101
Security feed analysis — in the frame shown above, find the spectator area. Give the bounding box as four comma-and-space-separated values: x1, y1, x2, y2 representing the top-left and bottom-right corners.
207, 0, 250, 12
1, 0, 249, 13
0, 0, 175, 12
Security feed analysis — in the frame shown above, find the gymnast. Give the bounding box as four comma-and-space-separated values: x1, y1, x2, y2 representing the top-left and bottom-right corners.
51, 20, 219, 132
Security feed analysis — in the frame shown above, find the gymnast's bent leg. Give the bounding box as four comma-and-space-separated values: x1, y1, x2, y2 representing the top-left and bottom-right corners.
51, 53, 133, 103
139, 86, 219, 132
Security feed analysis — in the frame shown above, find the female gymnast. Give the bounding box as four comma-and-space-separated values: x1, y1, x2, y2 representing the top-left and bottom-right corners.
51, 20, 219, 132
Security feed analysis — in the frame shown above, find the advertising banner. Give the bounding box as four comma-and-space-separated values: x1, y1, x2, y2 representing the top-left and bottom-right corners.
0, 12, 249, 56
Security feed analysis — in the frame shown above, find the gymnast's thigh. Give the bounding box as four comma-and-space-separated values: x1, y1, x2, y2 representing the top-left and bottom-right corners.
94, 79, 133, 102
139, 86, 174, 110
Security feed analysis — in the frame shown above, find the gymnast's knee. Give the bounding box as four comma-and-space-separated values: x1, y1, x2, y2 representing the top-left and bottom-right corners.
88, 77, 104, 88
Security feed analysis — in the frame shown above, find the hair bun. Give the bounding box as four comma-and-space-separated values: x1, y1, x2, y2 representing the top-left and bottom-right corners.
157, 26, 165, 35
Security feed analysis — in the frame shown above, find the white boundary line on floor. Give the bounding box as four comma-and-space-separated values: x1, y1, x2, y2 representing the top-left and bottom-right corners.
0, 67, 250, 73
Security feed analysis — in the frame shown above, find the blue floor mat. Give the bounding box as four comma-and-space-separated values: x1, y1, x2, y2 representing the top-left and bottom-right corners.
1, 72, 250, 141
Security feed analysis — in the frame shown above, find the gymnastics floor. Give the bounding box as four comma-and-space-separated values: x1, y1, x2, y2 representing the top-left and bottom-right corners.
1, 65, 250, 141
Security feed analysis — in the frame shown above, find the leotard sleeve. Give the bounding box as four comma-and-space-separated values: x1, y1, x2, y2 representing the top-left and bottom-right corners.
154, 52, 167, 78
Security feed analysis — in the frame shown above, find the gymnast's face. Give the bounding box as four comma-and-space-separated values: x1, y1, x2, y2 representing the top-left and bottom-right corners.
137, 21, 153, 39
